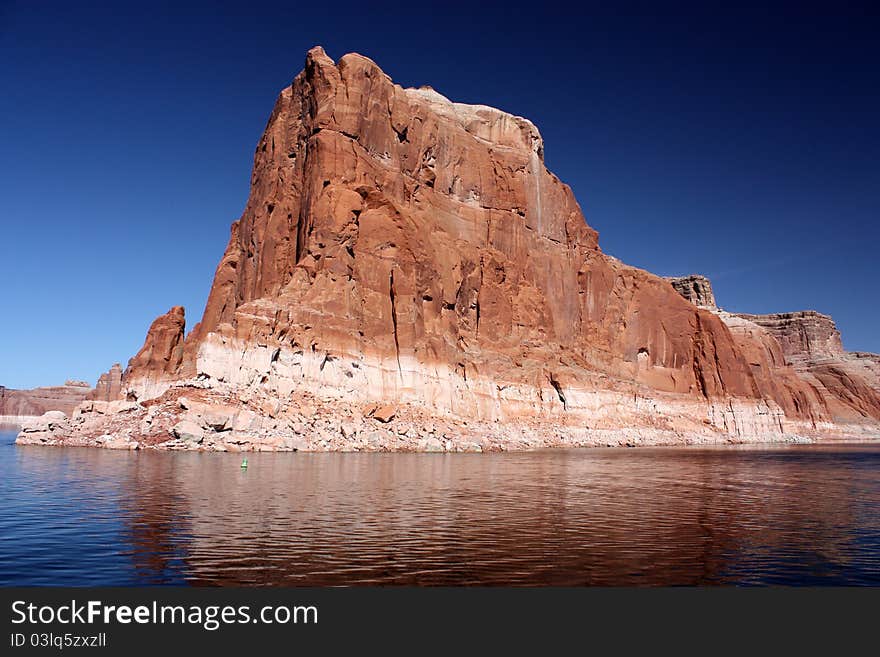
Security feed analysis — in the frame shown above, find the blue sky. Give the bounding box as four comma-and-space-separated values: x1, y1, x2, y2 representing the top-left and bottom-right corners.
1, 2, 877, 388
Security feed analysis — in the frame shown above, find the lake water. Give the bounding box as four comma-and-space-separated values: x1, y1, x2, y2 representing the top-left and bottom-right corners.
2, 427, 879, 586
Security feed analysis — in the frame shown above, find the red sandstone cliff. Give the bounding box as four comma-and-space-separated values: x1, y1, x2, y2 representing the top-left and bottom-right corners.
18, 47, 880, 451
732, 311, 880, 423
164, 48, 812, 419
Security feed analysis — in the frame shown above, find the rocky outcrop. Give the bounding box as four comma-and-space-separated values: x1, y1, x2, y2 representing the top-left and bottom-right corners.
19, 47, 880, 450
666, 275, 717, 310
123, 306, 186, 400
86, 363, 123, 402
16, 378, 816, 451
0, 381, 93, 420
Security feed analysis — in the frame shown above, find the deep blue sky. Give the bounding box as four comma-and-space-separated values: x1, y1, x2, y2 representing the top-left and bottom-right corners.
1, 2, 877, 389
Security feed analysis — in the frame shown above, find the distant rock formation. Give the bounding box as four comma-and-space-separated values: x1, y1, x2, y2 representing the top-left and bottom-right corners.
0, 381, 93, 420
733, 311, 880, 423
735, 311, 844, 363
660, 284, 880, 425
18, 47, 880, 451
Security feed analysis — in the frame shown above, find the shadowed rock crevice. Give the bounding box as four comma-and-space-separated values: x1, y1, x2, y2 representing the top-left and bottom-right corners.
389, 270, 402, 380
549, 375, 567, 410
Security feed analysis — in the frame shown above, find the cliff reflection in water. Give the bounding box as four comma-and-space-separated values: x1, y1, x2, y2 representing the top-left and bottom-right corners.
119, 446, 879, 585
2, 429, 879, 586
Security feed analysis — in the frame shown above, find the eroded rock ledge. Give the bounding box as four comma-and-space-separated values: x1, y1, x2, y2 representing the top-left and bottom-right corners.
17, 378, 834, 452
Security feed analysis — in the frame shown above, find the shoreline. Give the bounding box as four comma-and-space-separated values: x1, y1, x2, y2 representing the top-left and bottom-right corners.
11, 433, 880, 453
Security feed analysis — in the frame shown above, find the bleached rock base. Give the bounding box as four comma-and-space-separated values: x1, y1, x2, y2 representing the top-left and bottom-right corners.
16, 365, 878, 452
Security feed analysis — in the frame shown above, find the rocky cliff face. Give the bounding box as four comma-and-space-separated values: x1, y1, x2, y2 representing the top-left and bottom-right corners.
18, 47, 880, 451
173, 46, 812, 433
732, 311, 880, 423
658, 286, 880, 425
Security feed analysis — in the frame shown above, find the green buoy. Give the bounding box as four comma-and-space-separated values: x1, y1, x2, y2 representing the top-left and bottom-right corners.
241, 457, 248, 469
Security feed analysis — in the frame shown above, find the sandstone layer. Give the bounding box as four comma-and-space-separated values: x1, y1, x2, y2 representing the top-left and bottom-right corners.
18, 47, 880, 451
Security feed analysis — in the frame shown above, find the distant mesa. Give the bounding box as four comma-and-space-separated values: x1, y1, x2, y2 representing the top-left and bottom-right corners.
1, 381, 94, 421
15, 46, 880, 450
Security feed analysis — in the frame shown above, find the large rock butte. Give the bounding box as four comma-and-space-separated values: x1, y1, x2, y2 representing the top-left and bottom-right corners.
17, 47, 880, 451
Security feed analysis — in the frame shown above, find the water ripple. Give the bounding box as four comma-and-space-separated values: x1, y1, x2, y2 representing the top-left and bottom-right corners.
1, 429, 879, 585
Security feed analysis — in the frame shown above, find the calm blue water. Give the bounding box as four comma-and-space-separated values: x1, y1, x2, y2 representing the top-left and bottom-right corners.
2, 426, 879, 586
